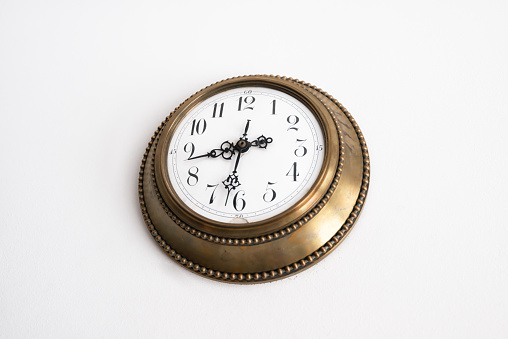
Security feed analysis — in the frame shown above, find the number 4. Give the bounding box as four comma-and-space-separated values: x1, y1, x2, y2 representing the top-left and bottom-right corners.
286, 162, 299, 182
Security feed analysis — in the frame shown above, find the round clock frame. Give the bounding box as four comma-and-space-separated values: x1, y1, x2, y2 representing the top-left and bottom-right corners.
138, 75, 370, 283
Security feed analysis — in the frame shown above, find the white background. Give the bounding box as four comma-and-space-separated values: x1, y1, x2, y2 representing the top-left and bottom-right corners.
1, 1, 507, 338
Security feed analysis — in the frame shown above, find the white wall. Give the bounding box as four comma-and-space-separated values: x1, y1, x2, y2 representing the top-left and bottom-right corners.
1, 1, 507, 338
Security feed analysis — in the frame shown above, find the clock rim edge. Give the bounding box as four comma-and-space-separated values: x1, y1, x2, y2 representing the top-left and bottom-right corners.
153, 75, 342, 238
138, 74, 370, 283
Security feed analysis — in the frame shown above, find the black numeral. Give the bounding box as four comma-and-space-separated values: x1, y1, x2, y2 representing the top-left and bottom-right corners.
294, 139, 307, 157
286, 162, 299, 181
183, 142, 195, 160
190, 118, 207, 135
187, 166, 199, 186
206, 184, 219, 204
238, 96, 255, 111
233, 190, 246, 211
212, 103, 224, 118
271, 100, 276, 115
316, 145, 324, 151
287, 115, 299, 131
263, 182, 277, 202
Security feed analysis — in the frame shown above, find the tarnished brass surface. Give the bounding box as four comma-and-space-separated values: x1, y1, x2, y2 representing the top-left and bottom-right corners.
154, 76, 340, 238
138, 75, 369, 283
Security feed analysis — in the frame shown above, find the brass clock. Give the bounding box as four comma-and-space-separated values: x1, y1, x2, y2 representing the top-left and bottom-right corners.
138, 75, 369, 283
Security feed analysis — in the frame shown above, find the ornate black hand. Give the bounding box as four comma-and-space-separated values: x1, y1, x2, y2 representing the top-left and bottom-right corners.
186, 141, 235, 160
250, 135, 273, 149
222, 120, 274, 206
242, 119, 250, 138
223, 120, 249, 205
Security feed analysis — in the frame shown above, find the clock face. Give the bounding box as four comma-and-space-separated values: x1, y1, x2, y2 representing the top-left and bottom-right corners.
167, 86, 326, 224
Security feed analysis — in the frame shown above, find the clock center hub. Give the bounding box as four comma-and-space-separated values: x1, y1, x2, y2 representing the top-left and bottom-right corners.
235, 139, 251, 153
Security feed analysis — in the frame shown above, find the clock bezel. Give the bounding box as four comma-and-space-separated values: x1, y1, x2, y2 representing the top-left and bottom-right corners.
154, 75, 340, 238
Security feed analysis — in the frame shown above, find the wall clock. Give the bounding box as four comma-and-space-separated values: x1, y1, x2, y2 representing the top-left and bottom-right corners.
138, 75, 369, 283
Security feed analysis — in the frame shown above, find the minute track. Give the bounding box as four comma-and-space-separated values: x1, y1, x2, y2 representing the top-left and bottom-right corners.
169, 86, 325, 223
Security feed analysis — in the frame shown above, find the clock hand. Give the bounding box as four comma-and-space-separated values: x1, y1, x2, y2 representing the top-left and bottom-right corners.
186, 153, 214, 160
222, 121, 274, 206
186, 141, 235, 160
250, 135, 273, 149
222, 121, 276, 206
223, 152, 241, 206
223, 120, 251, 205
232, 147, 242, 172
242, 119, 250, 138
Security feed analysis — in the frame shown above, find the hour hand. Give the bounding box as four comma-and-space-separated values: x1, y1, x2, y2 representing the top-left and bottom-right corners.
250, 135, 273, 149
186, 153, 214, 160
186, 141, 235, 160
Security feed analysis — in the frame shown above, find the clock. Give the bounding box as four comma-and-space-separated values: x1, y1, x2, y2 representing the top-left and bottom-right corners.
139, 75, 369, 283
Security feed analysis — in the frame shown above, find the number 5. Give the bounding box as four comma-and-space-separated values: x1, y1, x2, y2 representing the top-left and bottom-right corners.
263, 182, 277, 202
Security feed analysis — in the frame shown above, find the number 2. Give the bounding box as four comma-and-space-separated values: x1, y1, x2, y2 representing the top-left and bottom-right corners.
287, 115, 299, 131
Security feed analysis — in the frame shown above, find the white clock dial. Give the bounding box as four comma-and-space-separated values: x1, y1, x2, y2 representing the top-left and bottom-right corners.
167, 86, 325, 223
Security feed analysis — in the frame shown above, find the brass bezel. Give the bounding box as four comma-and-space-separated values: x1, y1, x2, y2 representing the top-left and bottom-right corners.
139, 75, 370, 283
154, 76, 340, 238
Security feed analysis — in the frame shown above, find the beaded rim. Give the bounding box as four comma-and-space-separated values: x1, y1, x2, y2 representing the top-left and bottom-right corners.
148, 76, 345, 245
138, 75, 370, 282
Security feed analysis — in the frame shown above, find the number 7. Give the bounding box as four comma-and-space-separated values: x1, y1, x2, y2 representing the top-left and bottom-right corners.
206, 184, 219, 204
